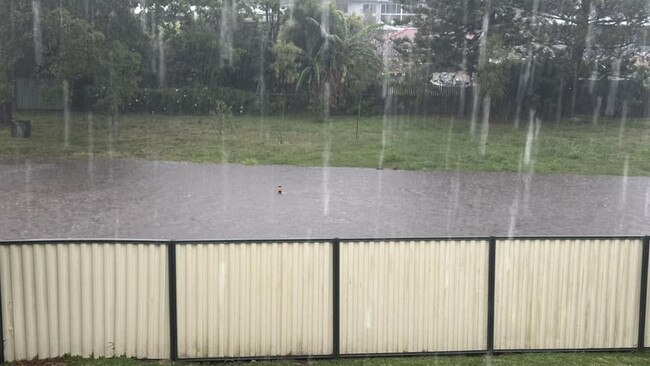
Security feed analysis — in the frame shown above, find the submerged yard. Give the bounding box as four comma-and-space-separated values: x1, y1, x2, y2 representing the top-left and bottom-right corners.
1, 112, 649, 176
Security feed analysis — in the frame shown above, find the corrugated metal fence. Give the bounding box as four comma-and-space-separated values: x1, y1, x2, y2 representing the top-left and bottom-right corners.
14, 79, 64, 111
1, 236, 649, 362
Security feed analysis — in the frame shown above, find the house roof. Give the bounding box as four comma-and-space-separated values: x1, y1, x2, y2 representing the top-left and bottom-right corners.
386, 27, 417, 41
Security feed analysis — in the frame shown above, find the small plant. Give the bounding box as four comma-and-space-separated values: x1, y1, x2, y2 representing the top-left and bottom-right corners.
241, 157, 259, 166
211, 100, 232, 120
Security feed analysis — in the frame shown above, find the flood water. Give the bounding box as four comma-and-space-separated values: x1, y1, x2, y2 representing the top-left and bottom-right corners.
0, 159, 648, 240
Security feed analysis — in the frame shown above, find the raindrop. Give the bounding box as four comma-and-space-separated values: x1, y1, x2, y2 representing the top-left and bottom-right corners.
588, 60, 598, 94
620, 155, 629, 209
483, 355, 493, 366
321, 0, 330, 121
153, 161, 160, 223
508, 160, 523, 238
158, 26, 166, 88
443, 118, 454, 170
445, 171, 460, 234
643, 186, 650, 217
63, 80, 71, 148
509, 111, 541, 236
150, 8, 157, 75
618, 100, 628, 147
319, 0, 334, 216
378, 80, 392, 169
592, 96, 602, 126
220, 164, 229, 217
220, 0, 236, 66
523, 110, 537, 166
139, 0, 147, 33
618, 155, 629, 231
87, 112, 95, 184
32, 0, 43, 67
605, 57, 622, 117
522, 117, 540, 212
259, 35, 267, 116
555, 76, 565, 125
372, 170, 384, 237
471, 0, 491, 138
378, 25, 395, 169
219, 117, 228, 164
25, 161, 33, 235
322, 138, 331, 216
515, 0, 540, 129
469, 85, 480, 137
113, 210, 120, 238
479, 97, 490, 156
457, 0, 469, 118
378, 112, 388, 168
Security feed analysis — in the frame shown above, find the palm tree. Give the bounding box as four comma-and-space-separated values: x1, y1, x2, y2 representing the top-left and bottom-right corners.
280, 0, 381, 119
295, 14, 340, 119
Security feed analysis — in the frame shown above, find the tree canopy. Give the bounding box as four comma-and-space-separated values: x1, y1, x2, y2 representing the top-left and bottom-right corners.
0, 0, 646, 120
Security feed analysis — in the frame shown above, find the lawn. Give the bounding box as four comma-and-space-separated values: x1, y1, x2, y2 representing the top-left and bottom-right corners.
1, 112, 649, 176
6, 353, 650, 366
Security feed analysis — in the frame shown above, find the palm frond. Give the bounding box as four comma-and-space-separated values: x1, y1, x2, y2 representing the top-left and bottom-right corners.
296, 66, 312, 91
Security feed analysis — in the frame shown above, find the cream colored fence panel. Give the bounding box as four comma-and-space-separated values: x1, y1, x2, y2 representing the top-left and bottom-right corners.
646, 252, 650, 348
495, 239, 642, 350
176, 242, 333, 358
0, 243, 170, 362
340, 239, 489, 354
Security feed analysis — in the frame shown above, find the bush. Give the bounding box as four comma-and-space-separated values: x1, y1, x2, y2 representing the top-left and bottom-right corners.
124, 87, 255, 115
343, 95, 381, 116
267, 93, 309, 115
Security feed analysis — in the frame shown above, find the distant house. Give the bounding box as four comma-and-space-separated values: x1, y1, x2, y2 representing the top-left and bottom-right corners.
385, 26, 417, 41
379, 26, 417, 76
633, 46, 650, 68
337, 0, 414, 24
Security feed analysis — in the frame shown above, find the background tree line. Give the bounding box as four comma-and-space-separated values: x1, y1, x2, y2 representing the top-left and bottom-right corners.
0, 0, 381, 120
0, 0, 648, 122
398, 0, 650, 121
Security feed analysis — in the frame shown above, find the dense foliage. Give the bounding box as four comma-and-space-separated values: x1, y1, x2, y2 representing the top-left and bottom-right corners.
399, 0, 650, 120
0, 0, 647, 120
0, 0, 382, 118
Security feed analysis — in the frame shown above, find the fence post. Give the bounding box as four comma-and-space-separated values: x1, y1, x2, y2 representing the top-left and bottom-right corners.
638, 236, 649, 350
168, 240, 178, 361
487, 236, 496, 355
0, 253, 4, 364
332, 238, 340, 358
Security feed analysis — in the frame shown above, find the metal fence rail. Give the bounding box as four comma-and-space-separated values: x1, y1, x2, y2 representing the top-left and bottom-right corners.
0, 236, 649, 362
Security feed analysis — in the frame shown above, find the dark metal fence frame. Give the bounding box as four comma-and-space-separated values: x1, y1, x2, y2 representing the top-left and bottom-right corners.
0, 235, 648, 363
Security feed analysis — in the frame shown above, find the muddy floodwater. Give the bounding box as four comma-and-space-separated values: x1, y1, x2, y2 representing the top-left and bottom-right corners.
0, 159, 649, 240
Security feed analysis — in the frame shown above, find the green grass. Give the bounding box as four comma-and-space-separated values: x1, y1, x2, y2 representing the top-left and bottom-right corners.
2, 112, 650, 176
6, 353, 650, 366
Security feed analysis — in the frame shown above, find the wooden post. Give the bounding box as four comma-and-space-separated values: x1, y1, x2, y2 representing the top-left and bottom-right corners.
356, 101, 361, 140
0, 102, 12, 127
